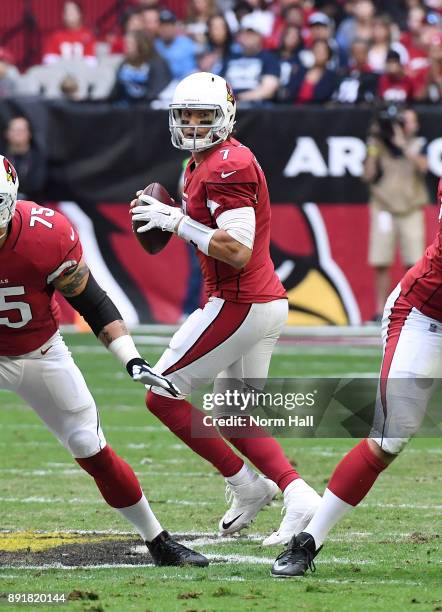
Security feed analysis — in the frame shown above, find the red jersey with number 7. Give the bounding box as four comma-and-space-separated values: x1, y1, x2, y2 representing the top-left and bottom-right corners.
0, 201, 82, 356
182, 137, 286, 303
401, 178, 442, 321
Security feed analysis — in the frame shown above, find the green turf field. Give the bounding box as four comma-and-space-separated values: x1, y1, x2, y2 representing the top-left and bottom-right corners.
0, 333, 441, 612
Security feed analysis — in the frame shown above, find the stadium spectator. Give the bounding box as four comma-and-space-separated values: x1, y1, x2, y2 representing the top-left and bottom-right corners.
378, 49, 415, 102
275, 25, 309, 98
109, 30, 171, 105
154, 9, 198, 80
236, 0, 275, 39
108, 6, 145, 54
42, 1, 97, 65
0, 49, 18, 99
363, 106, 428, 320
367, 14, 408, 73
400, 4, 428, 73
185, 0, 218, 46
304, 11, 343, 70
420, 11, 442, 49
221, 15, 280, 104
336, 0, 375, 56
222, 0, 254, 36
283, 39, 337, 104
413, 33, 442, 102
334, 38, 379, 104
59, 74, 82, 101
4, 117, 47, 202
140, 6, 161, 39
264, 1, 307, 50
197, 14, 239, 74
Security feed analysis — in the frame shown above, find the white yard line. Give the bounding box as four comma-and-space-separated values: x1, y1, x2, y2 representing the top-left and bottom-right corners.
1, 495, 439, 511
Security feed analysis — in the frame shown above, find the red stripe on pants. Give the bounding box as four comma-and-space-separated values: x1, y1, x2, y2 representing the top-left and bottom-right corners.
162, 302, 251, 375
380, 294, 413, 417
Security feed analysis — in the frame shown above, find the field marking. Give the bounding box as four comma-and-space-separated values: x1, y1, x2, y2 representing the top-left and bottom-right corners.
1, 529, 438, 544
0, 469, 213, 479
2, 495, 440, 512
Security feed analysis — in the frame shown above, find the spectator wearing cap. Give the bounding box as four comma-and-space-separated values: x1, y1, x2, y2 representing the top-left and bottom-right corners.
378, 49, 415, 102
336, 0, 375, 56
282, 39, 337, 104
42, 1, 97, 65
368, 14, 408, 73
304, 12, 344, 70
220, 14, 280, 104
334, 38, 379, 104
154, 9, 198, 80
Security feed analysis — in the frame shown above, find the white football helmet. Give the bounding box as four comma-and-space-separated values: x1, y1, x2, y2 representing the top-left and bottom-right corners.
0, 155, 19, 228
169, 72, 236, 151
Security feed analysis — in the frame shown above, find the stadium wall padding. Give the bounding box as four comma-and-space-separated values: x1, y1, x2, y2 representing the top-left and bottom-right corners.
0, 100, 441, 325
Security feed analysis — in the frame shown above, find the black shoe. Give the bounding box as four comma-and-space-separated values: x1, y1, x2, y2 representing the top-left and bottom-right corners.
271, 532, 320, 578
146, 531, 209, 567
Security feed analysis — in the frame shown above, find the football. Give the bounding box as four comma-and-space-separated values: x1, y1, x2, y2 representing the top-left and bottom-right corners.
132, 182, 178, 255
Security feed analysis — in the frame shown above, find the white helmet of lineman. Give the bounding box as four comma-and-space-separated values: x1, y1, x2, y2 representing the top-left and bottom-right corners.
169, 72, 236, 152
0, 155, 19, 228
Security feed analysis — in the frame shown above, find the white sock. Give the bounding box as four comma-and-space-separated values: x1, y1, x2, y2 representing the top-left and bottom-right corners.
227, 462, 257, 486
283, 478, 305, 499
117, 494, 163, 543
304, 488, 353, 549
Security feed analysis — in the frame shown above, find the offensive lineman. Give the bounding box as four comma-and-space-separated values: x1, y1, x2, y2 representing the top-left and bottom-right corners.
131, 72, 320, 544
0, 156, 207, 567
271, 179, 442, 577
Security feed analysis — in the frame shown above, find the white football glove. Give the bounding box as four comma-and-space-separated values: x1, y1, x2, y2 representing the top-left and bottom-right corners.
126, 358, 181, 398
131, 194, 184, 233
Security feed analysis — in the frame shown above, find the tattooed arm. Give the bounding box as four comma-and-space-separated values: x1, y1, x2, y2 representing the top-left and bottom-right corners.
53, 257, 127, 347
52, 257, 180, 396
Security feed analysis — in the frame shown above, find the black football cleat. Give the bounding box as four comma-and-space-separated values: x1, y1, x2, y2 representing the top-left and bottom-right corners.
146, 531, 209, 567
271, 532, 321, 578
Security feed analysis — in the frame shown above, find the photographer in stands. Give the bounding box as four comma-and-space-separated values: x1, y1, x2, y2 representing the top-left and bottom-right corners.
363, 106, 428, 321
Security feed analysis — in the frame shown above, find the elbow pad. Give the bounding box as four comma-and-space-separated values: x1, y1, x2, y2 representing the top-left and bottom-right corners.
65, 273, 122, 336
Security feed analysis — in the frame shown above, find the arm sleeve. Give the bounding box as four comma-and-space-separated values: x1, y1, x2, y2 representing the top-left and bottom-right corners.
216, 207, 256, 249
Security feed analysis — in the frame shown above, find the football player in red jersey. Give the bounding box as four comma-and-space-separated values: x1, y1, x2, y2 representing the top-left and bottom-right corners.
271, 179, 442, 577
131, 72, 320, 544
0, 156, 207, 567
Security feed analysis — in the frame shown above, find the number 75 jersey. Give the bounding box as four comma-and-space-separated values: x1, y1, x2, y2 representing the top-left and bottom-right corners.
0, 201, 82, 356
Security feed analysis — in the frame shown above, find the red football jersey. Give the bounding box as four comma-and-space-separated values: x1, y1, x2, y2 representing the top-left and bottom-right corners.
401, 178, 442, 321
43, 28, 96, 62
182, 137, 286, 303
0, 201, 82, 356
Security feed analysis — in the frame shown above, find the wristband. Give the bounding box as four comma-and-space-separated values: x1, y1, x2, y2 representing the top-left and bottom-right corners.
177, 216, 216, 255
108, 335, 140, 367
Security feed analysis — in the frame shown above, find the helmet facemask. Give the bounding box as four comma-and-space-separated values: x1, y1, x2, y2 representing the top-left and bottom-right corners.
0, 156, 18, 237
169, 104, 232, 151
0, 192, 16, 229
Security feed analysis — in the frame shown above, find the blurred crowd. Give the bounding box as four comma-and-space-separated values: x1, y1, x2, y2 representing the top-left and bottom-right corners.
0, 0, 441, 106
